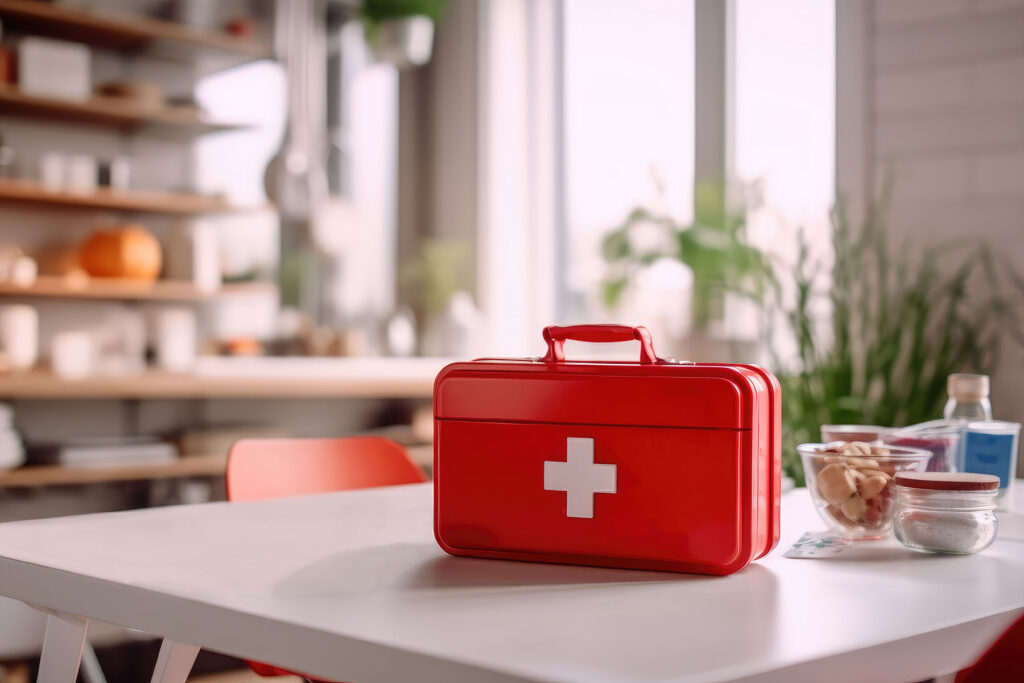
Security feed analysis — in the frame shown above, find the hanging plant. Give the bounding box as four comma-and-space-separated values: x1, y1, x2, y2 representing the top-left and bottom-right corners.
361, 0, 444, 67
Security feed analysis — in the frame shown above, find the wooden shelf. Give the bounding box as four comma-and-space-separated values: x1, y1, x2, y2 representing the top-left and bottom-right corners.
0, 178, 254, 214
0, 86, 247, 134
0, 276, 278, 302
0, 0, 268, 60
0, 453, 227, 489
0, 358, 447, 399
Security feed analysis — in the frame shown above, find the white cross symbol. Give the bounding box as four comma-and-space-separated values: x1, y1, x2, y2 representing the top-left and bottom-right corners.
543, 437, 617, 519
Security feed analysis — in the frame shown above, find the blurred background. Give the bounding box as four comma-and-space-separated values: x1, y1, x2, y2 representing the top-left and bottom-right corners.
0, 0, 1022, 680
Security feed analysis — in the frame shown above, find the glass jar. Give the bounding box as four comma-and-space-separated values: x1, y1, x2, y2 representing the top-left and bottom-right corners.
893, 472, 999, 555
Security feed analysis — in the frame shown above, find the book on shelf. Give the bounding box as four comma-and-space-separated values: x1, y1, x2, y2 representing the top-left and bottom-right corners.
26, 436, 178, 468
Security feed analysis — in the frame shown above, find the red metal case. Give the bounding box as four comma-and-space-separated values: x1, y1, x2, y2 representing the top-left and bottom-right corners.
433, 325, 781, 576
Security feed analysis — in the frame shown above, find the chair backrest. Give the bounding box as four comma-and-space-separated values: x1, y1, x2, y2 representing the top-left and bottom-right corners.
226, 436, 428, 503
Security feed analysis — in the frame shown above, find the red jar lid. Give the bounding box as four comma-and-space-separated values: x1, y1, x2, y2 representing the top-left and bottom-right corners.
895, 472, 1000, 491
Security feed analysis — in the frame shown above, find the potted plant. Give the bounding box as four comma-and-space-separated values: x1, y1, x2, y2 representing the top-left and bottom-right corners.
361, 0, 444, 68
401, 238, 481, 356
773, 200, 1019, 484
601, 182, 773, 359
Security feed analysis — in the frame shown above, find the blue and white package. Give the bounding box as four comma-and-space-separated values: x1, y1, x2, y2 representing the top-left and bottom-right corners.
961, 420, 1020, 504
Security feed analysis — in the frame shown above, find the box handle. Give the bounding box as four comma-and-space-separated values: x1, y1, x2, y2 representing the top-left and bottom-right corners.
542, 325, 658, 364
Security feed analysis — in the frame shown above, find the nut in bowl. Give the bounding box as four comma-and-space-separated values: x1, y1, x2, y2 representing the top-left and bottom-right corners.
799, 442, 933, 540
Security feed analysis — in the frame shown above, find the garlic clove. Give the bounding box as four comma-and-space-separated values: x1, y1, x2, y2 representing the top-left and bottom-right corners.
841, 494, 868, 522
859, 474, 888, 500
840, 442, 873, 456
817, 463, 858, 506
850, 458, 880, 469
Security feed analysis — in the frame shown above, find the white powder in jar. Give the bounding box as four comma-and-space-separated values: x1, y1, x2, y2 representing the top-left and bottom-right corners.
896, 510, 994, 554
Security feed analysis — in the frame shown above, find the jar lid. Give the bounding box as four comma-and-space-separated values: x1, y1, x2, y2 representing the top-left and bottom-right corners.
965, 420, 1021, 434
948, 373, 989, 401
895, 472, 1000, 491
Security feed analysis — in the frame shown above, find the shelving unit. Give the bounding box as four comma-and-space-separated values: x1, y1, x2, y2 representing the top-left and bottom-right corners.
0, 86, 247, 134
0, 0, 267, 59
0, 177, 258, 214
0, 276, 277, 302
0, 453, 227, 489
0, 358, 446, 399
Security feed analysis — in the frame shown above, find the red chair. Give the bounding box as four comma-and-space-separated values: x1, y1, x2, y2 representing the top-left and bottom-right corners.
226, 436, 428, 681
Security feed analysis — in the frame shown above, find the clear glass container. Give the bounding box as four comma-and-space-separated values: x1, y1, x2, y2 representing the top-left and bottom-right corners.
882, 419, 961, 473
893, 473, 999, 555
799, 443, 932, 540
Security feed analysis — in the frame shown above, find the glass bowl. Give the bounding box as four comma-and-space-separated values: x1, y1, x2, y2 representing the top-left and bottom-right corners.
799, 442, 933, 540
820, 424, 894, 443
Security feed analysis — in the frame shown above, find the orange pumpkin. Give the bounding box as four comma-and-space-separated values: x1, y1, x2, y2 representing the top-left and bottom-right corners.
79, 225, 162, 280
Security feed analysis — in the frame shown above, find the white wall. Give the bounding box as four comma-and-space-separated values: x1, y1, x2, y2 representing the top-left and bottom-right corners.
840, 0, 1024, 434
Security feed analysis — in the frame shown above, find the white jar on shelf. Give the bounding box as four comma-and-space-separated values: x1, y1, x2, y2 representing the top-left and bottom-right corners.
50, 330, 95, 380
165, 220, 222, 294
0, 304, 38, 371
155, 307, 197, 373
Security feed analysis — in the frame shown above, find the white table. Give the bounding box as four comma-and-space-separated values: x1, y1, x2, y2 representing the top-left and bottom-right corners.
0, 483, 1022, 683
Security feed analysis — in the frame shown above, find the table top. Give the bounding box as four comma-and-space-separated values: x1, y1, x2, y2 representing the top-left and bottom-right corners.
0, 483, 1022, 683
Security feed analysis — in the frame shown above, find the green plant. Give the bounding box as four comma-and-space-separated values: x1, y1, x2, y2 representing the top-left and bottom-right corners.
361, 0, 445, 41
400, 238, 471, 316
775, 202, 1016, 485
601, 183, 773, 329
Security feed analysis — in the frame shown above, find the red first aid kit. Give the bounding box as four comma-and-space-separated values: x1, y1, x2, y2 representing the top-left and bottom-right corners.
433, 324, 781, 576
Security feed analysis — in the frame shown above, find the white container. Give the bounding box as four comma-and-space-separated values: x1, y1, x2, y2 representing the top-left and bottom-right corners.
0, 304, 38, 370
155, 308, 196, 373
50, 330, 96, 380
165, 221, 221, 293
0, 404, 24, 470
0, 429, 24, 470
18, 37, 91, 101
66, 155, 98, 194
961, 420, 1020, 511
109, 157, 130, 190
0, 248, 37, 287
39, 152, 66, 191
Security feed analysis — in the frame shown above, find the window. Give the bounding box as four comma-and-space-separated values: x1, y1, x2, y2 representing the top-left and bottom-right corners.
562, 0, 695, 324
735, 0, 835, 266
476, 0, 835, 358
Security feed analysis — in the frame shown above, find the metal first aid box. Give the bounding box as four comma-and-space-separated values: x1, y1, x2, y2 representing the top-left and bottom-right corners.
433, 325, 781, 576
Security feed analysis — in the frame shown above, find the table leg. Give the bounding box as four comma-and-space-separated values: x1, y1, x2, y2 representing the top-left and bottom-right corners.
36, 612, 88, 683
150, 639, 199, 683
79, 643, 108, 683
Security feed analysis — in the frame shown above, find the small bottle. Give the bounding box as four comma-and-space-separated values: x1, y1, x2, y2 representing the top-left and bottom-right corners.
943, 373, 992, 422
